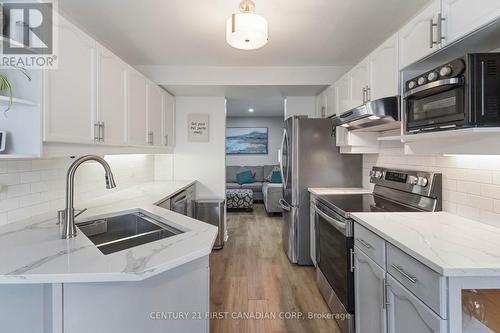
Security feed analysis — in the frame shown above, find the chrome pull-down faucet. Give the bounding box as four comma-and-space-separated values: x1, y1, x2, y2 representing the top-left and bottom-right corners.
61, 155, 117, 239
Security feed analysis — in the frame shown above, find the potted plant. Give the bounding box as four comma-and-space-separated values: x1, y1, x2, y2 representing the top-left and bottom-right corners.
0, 66, 32, 113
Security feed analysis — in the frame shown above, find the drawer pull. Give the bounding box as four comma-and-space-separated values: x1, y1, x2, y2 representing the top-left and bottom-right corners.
391, 264, 418, 284
357, 238, 373, 249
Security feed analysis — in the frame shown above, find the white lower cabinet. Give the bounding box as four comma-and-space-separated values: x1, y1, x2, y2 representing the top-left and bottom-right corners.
386, 275, 447, 333
354, 247, 386, 333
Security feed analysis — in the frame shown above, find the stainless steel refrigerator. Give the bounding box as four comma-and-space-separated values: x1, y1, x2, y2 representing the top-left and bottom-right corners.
279, 116, 362, 265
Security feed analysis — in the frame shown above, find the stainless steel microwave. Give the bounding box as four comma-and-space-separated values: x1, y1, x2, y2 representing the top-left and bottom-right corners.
404, 53, 500, 133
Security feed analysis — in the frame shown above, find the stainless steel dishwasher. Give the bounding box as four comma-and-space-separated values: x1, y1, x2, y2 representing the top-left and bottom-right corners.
156, 185, 196, 217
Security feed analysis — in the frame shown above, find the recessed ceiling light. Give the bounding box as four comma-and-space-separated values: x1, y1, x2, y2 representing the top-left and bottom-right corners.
248, 108, 255, 112
368, 115, 381, 120
341, 124, 350, 128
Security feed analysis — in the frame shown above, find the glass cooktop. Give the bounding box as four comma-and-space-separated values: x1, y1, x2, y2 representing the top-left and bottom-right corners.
317, 193, 421, 217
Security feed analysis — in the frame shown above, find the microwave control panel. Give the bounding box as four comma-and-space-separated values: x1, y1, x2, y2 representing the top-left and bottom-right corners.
405, 58, 466, 92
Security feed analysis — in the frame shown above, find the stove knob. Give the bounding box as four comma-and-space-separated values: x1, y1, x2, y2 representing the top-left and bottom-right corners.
374, 171, 383, 179
439, 65, 452, 77
417, 76, 427, 85
427, 71, 438, 81
408, 175, 418, 185
408, 80, 417, 89
417, 177, 429, 187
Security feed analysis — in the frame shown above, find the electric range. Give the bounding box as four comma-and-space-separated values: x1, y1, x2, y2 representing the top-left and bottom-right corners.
313, 167, 442, 333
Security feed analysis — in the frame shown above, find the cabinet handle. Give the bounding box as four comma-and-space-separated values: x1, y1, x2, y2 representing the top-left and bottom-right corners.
350, 248, 356, 272
391, 264, 418, 284
383, 278, 390, 309
148, 131, 154, 145
366, 86, 371, 102
429, 18, 438, 48
437, 13, 446, 44
99, 122, 105, 142
362, 87, 367, 104
357, 238, 373, 249
164, 134, 169, 146
94, 122, 100, 142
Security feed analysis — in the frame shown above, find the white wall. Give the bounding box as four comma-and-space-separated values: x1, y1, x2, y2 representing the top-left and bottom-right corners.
284, 96, 317, 119
225, 117, 283, 167
363, 142, 500, 227
0, 155, 155, 226
172, 96, 226, 199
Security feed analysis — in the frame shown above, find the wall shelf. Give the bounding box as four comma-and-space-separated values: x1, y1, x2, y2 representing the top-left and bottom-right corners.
0, 96, 38, 107
401, 128, 500, 142
377, 135, 403, 142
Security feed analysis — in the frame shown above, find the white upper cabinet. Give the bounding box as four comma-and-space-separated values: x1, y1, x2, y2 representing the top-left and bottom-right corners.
147, 83, 163, 147
325, 85, 336, 117
127, 70, 148, 146
349, 57, 370, 108
399, 0, 441, 69
315, 89, 328, 118
335, 75, 351, 115
369, 34, 399, 100
441, 0, 500, 44
163, 92, 175, 148
97, 45, 127, 146
43, 15, 96, 144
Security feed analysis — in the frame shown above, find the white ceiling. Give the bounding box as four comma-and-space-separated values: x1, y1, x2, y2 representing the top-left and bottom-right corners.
59, 0, 430, 67
226, 96, 284, 117
163, 84, 327, 97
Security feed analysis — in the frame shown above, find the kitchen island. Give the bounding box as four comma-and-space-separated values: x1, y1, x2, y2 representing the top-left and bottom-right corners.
0, 180, 218, 333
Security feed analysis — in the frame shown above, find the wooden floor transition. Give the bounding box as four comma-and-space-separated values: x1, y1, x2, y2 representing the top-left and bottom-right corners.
210, 204, 341, 333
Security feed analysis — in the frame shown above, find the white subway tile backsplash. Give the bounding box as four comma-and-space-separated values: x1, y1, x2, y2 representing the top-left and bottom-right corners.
364, 141, 500, 227
0, 155, 157, 226
7, 184, 31, 198
481, 184, 500, 200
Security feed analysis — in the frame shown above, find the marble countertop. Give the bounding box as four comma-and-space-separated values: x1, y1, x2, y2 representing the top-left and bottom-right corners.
352, 212, 500, 277
0, 180, 219, 284
308, 187, 372, 196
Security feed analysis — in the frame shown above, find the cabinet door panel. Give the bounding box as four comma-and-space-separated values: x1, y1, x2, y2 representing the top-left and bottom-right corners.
147, 83, 163, 147
335, 76, 350, 114
98, 46, 127, 145
386, 276, 446, 333
163, 92, 175, 147
349, 58, 369, 108
369, 34, 399, 100
354, 248, 386, 333
399, 0, 440, 69
442, 0, 500, 44
127, 71, 148, 146
44, 15, 96, 144
326, 85, 336, 117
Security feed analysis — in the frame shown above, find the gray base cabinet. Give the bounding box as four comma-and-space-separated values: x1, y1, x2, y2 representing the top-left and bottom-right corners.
354, 247, 386, 333
386, 275, 446, 333
353, 222, 448, 333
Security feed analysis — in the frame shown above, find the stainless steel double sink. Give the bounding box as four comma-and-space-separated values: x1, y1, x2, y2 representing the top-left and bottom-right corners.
77, 211, 184, 255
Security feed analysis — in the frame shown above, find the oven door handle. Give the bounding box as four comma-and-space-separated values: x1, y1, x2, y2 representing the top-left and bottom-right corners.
313, 205, 346, 235
403, 77, 463, 99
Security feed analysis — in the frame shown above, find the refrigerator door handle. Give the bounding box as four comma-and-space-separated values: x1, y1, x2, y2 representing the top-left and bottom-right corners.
280, 129, 289, 188
279, 199, 292, 211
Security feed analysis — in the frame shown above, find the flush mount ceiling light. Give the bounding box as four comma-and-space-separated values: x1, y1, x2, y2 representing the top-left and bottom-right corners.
226, 0, 268, 50
248, 108, 255, 112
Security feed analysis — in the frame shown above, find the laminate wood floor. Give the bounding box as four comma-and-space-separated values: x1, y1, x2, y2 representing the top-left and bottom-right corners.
210, 204, 341, 333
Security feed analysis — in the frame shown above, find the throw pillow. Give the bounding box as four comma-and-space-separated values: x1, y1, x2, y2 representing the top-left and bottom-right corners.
236, 169, 254, 185
266, 167, 282, 183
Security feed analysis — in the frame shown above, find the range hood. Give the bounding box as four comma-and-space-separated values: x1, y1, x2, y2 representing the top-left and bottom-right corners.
332, 96, 400, 131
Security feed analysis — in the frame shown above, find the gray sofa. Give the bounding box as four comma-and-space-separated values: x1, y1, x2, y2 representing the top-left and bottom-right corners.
226, 165, 283, 213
